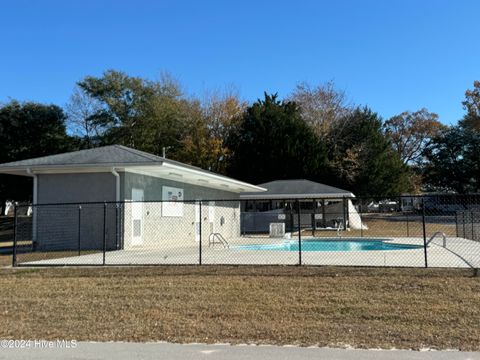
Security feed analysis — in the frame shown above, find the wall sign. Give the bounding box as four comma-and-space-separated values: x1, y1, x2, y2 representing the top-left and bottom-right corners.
162, 186, 184, 217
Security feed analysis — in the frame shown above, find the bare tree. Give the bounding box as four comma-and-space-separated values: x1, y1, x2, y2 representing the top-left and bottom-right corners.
289, 81, 353, 139
65, 86, 104, 146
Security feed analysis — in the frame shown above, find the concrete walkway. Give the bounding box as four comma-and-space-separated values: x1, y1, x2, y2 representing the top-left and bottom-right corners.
20, 236, 480, 268
0, 342, 479, 360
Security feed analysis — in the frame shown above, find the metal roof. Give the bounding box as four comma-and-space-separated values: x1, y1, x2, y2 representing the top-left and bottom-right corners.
240, 179, 354, 199
0, 145, 265, 193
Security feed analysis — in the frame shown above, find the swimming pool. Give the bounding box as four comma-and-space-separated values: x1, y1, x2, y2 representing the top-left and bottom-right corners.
233, 238, 424, 252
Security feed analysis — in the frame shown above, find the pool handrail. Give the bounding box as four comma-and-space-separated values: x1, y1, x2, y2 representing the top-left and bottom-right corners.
209, 232, 229, 248
426, 232, 447, 247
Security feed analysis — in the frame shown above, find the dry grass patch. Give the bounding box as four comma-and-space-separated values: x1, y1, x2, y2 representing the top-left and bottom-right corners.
0, 253, 11, 267
311, 216, 457, 238
0, 266, 479, 350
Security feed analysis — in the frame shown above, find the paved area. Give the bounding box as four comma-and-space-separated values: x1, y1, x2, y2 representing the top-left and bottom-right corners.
0, 342, 479, 360
18, 236, 480, 267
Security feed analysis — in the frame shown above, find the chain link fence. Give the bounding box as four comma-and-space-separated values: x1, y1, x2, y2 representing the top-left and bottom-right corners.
10, 195, 480, 268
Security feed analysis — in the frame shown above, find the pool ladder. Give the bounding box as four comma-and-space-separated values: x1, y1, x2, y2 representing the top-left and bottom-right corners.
426, 232, 447, 247
209, 233, 229, 248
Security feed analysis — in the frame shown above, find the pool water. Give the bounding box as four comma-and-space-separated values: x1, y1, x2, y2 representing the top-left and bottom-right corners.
233, 239, 423, 252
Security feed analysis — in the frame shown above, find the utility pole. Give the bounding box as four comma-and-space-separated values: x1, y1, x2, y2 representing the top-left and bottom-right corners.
162, 146, 172, 158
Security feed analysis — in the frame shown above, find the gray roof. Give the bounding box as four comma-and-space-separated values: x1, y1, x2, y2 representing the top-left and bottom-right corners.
0, 145, 164, 168
0, 145, 213, 174
240, 179, 354, 199
0, 145, 265, 192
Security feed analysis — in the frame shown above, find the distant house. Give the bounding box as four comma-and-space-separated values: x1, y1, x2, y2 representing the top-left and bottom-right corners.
240, 179, 365, 233
0, 145, 264, 250
400, 192, 480, 213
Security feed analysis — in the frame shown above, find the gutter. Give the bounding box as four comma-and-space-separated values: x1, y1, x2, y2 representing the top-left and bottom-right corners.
239, 193, 356, 199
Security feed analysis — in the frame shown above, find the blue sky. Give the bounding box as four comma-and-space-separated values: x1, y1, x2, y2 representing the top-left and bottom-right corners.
1, 0, 479, 124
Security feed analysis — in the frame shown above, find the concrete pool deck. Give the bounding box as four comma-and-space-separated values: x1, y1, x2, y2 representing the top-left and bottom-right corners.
17, 236, 480, 268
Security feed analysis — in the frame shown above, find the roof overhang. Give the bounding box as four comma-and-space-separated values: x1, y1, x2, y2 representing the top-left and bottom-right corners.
125, 163, 266, 193
240, 192, 355, 199
0, 162, 266, 194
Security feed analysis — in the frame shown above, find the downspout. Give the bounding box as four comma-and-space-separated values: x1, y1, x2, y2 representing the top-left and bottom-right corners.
26, 168, 37, 243
111, 168, 121, 250
110, 168, 120, 203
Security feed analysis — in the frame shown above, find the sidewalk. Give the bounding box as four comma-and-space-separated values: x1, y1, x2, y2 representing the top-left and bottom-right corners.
0, 342, 479, 360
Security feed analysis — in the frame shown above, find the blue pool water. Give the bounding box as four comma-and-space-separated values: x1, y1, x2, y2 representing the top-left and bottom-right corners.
233, 239, 423, 252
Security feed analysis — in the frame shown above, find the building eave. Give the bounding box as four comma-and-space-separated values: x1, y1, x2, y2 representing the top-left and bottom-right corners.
240, 192, 355, 199
0, 163, 266, 194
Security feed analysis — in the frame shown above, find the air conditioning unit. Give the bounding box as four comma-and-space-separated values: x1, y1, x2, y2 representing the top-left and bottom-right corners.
269, 223, 285, 238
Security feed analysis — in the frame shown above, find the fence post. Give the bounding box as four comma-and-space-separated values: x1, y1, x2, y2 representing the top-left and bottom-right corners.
296, 200, 302, 266
103, 202, 107, 266
455, 211, 459, 237
422, 198, 428, 268
321, 199, 326, 228
78, 205, 82, 256
12, 204, 17, 267
359, 199, 363, 238
199, 201, 202, 265
406, 211, 410, 237
115, 204, 119, 250
311, 199, 316, 236
472, 211, 474, 240
253, 200, 257, 233
119, 203, 123, 249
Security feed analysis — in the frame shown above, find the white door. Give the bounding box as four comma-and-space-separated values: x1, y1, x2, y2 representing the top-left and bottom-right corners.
208, 201, 215, 234
132, 188, 144, 246
194, 201, 201, 242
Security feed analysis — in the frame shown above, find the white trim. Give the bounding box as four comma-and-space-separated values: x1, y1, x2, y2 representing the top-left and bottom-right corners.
1, 163, 265, 193
160, 162, 265, 192
4, 168, 124, 176
123, 166, 265, 193
240, 193, 355, 199
0, 162, 162, 172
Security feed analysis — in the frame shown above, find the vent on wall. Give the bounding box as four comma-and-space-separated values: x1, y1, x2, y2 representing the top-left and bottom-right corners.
133, 219, 142, 237
269, 223, 285, 238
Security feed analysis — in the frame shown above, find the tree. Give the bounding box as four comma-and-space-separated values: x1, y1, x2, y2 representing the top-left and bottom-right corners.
460, 80, 480, 131
289, 81, 352, 140
227, 93, 328, 184
329, 108, 412, 196
76, 70, 188, 155
65, 86, 104, 147
423, 126, 480, 193
384, 108, 444, 166
0, 101, 73, 202
176, 90, 245, 174
77, 70, 159, 148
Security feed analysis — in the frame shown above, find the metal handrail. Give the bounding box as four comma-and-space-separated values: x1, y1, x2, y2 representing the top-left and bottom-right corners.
209, 233, 229, 248
426, 232, 447, 247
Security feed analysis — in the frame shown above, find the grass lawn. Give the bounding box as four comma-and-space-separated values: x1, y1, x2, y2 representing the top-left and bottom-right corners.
0, 253, 11, 267
0, 266, 478, 350
311, 215, 457, 238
